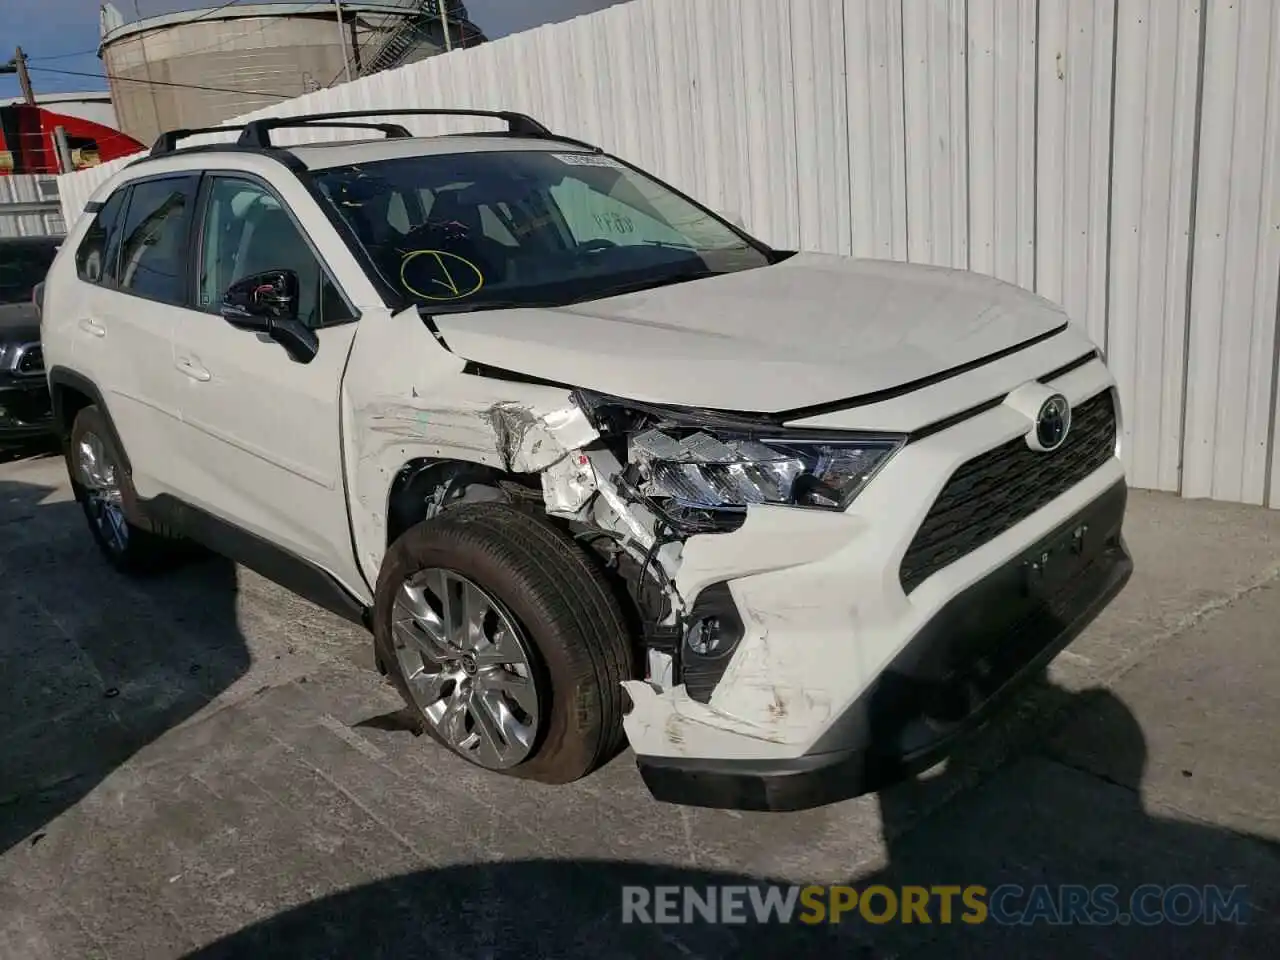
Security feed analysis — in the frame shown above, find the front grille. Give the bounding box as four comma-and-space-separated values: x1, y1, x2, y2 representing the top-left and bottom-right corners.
12, 343, 43, 376
899, 389, 1117, 593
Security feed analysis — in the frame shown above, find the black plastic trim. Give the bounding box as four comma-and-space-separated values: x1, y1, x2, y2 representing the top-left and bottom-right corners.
140, 494, 369, 627
904, 349, 1100, 443
773, 323, 1071, 423
237, 109, 555, 148
681, 583, 745, 703
46, 367, 129, 472
635, 479, 1132, 812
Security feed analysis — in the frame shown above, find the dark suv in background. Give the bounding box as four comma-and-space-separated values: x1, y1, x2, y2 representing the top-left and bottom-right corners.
0, 235, 60, 443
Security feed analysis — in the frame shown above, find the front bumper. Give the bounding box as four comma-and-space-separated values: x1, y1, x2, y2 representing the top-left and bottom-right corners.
0, 381, 54, 441
636, 478, 1132, 811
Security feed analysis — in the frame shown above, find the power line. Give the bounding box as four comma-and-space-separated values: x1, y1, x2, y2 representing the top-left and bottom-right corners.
26, 49, 100, 62
27, 66, 293, 101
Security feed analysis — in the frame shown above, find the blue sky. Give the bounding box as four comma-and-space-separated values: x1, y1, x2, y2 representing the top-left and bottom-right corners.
0, 0, 627, 100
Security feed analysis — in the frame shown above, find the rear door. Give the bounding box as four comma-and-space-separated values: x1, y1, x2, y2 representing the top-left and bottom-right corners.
68, 174, 197, 498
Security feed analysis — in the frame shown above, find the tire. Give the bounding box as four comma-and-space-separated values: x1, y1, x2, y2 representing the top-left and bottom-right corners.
373, 502, 634, 784
66, 405, 187, 575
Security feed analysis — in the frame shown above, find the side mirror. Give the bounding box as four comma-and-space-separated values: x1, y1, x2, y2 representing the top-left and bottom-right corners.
220, 270, 318, 364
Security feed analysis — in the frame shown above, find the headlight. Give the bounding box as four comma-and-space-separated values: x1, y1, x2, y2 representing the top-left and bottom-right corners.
628, 427, 902, 510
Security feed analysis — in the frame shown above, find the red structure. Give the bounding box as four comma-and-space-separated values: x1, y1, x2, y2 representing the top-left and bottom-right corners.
0, 103, 145, 175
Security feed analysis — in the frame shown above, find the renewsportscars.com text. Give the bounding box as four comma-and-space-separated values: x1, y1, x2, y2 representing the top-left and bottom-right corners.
621, 884, 1252, 927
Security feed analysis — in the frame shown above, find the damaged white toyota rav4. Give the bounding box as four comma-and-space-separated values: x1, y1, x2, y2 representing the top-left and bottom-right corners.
41, 109, 1132, 811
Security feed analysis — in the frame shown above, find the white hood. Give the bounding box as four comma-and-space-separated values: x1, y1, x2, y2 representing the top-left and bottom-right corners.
432, 253, 1070, 413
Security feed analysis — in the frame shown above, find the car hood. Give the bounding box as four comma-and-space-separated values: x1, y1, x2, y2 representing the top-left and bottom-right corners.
432, 253, 1071, 413
0, 302, 40, 344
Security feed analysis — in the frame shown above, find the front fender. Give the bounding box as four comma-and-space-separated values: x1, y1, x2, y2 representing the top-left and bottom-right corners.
341, 307, 598, 590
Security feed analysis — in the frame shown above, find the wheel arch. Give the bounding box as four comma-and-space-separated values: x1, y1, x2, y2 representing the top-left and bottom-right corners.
48, 367, 131, 474
384, 455, 540, 549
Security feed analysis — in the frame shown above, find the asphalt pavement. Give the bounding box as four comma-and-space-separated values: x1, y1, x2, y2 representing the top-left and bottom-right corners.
1, 441, 1277, 958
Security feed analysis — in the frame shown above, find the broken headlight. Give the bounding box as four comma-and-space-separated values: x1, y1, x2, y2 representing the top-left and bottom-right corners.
628, 428, 902, 511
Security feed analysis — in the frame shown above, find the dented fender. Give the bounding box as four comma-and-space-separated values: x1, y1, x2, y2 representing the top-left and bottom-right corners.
341, 307, 600, 589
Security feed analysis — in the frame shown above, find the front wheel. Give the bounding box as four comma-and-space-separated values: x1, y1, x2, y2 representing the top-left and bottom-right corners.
373, 502, 634, 784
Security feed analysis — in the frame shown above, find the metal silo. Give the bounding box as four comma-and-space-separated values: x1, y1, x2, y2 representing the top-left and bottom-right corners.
99, 1, 486, 145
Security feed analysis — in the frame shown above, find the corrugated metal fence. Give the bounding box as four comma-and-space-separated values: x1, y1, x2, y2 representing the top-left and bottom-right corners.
56, 0, 1280, 507
0, 174, 66, 238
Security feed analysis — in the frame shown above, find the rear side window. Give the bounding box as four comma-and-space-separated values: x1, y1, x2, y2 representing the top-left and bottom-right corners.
117, 175, 199, 305
75, 188, 128, 286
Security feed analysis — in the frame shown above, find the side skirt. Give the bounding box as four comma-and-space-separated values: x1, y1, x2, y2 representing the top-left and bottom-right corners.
141, 494, 371, 629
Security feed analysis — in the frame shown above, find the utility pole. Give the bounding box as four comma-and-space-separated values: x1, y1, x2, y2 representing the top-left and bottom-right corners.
1, 47, 37, 104
441, 1, 453, 52
333, 0, 352, 82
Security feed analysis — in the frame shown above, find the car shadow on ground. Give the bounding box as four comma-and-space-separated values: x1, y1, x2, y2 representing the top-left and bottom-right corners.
179, 683, 1278, 959
0, 470, 250, 855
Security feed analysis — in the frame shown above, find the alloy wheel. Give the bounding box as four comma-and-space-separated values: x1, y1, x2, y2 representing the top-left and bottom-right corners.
76, 431, 129, 555
391, 568, 541, 770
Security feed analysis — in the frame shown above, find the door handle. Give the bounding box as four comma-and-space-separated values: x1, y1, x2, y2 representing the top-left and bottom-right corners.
175, 356, 211, 382
78, 317, 106, 337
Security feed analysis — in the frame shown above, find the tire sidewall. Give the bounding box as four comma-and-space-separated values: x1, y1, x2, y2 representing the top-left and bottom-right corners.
373, 513, 613, 783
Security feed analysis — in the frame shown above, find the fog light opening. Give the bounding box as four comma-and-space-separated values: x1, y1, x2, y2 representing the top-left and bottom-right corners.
686, 615, 729, 657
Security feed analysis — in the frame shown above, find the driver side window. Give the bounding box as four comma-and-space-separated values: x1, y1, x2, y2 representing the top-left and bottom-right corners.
548, 176, 688, 248
197, 177, 353, 328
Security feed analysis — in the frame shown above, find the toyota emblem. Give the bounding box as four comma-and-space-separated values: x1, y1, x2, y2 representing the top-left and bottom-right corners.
1034, 394, 1072, 451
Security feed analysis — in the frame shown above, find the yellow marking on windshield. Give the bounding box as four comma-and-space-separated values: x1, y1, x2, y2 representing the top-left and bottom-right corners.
399, 249, 485, 301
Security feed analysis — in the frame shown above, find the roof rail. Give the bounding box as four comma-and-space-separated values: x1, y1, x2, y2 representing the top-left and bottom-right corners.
151, 120, 414, 157
142, 108, 600, 166
150, 124, 250, 156
235, 108, 559, 148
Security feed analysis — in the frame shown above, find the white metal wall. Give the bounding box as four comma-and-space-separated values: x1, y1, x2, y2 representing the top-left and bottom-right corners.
57, 0, 1280, 507
0, 175, 66, 238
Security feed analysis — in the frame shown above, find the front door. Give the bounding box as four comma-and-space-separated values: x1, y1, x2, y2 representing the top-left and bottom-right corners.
166, 173, 364, 593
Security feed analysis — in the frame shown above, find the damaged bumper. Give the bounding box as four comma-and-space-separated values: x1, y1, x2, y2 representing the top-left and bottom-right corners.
634, 478, 1132, 811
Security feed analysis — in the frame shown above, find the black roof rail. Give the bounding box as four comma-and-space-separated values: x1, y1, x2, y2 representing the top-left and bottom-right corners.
150, 124, 250, 156
252, 120, 415, 141
235, 108, 580, 148
139, 108, 600, 168
150, 120, 413, 158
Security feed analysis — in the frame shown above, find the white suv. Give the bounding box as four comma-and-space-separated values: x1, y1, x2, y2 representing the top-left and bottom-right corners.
40, 109, 1132, 811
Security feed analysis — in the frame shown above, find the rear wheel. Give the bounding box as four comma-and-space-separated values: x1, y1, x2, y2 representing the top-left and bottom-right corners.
373, 502, 634, 784
67, 406, 187, 574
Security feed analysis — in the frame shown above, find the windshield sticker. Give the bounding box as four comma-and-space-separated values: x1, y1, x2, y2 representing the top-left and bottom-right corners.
552, 153, 624, 169
399, 250, 485, 301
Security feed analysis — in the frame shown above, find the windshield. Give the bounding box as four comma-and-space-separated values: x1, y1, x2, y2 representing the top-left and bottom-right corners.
0, 240, 58, 305
310, 149, 772, 312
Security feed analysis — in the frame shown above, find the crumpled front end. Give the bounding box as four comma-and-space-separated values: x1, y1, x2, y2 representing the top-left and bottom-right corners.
347, 307, 1132, 811
543, 352, 1132, 810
